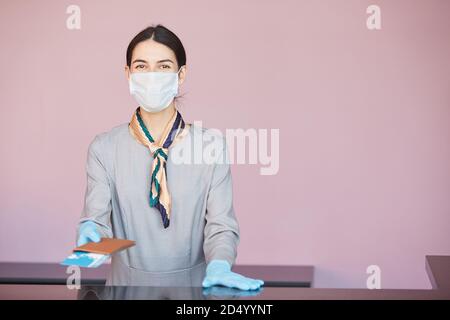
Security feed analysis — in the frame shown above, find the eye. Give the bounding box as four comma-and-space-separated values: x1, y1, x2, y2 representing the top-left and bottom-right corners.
136, 65, 145, 69
160, 65, 171, 69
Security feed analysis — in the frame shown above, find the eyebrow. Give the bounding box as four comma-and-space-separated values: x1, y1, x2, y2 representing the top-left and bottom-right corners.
132, 59, 175, 64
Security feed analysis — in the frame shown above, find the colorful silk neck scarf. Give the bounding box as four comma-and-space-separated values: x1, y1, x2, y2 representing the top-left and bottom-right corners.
128, 106, 189, 228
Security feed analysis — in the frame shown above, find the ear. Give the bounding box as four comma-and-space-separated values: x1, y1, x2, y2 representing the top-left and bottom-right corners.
178, 65, 187, 86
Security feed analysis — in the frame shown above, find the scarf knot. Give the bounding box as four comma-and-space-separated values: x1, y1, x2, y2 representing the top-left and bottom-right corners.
152, 147, 168, 161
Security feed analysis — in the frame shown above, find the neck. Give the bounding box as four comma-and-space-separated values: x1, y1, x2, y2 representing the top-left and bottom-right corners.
139, 101, 176, 142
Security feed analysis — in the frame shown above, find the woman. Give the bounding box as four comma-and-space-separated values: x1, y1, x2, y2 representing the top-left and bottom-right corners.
76, 24, 264, 291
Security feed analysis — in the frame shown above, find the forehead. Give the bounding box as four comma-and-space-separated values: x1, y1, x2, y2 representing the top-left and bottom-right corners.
132, 39, 176, 63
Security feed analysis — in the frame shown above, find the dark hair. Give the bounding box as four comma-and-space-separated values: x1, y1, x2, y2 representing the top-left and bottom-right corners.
126, 24, 186, 69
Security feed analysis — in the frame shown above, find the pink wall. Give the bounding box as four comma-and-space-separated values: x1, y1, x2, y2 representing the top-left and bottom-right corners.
1, 0, 449, 289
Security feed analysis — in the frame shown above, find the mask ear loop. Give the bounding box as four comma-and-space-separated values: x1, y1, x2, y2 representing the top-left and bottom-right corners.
174, 66, 185, 108
176, 65, 185, 76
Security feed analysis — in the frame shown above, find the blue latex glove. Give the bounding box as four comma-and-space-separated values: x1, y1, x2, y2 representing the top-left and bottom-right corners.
203, 285, 264, 298
77, 221, 102, 247
202, 259, 264, 290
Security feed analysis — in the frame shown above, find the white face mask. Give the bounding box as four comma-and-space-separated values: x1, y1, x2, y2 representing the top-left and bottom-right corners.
129, 68, 182, 113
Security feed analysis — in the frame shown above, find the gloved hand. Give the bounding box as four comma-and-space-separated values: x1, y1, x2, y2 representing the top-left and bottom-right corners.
77, 221, 102, 247
202, 259, 264, 290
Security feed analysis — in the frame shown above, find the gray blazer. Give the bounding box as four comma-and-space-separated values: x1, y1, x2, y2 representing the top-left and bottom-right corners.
77, 122, 240, 285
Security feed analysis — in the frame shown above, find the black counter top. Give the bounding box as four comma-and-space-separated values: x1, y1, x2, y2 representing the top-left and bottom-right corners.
0, 262, 314, 287
1, 284, 449, 300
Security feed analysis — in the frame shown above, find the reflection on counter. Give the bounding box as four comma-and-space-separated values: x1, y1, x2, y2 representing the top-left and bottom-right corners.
78, 285, 264, 300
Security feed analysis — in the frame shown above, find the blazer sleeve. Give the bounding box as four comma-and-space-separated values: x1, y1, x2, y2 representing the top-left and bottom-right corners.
203, 138, 241, 266
77, 134, 113, 241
